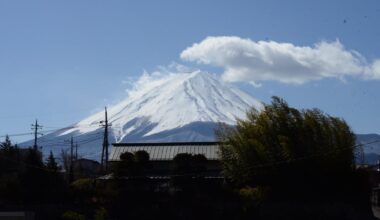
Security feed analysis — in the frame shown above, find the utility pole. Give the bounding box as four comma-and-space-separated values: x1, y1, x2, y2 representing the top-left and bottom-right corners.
64, 136, 75, 182
359, 144, 365, 165
69, 136, 74, 182
31, 120, 43, 150
100, 107, 111, 172
75, 142, 78, 160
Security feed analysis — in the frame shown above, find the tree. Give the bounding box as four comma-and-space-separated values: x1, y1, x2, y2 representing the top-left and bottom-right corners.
217, 96, 356, 190
134, 150, 150, 174
192, 154, 207, 173
24, 148, 44, 168
46, 151, 59, 172
0, 135, 18, 173
120, 151, 135, 176
115, 150, 151, 177
171, 153, 208, 190
134, 150, 149, 166
18, 148, 47, 203
0, 135, 12, 150
0, 135, 22, 204
173, 153, 193, 174
173, 153, 208, 174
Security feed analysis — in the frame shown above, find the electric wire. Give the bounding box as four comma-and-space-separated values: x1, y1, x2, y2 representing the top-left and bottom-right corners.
0, 123, 103, 139
37, 132, 104, 144
38, 135, 104, 147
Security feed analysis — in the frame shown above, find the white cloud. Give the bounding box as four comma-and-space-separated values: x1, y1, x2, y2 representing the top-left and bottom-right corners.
180, 36, 380, 84
365, 60, 380, 80
126, 63, 198, 100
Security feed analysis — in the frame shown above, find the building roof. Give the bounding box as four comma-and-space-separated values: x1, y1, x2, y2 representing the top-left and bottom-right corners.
110, 142, 220, 161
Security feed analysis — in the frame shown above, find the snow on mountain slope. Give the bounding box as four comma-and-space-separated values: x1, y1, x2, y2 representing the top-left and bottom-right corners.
22, 70, 263, 160
61, 70, 262, 141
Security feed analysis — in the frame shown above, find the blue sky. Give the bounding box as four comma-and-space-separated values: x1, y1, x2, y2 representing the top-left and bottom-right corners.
0, 0, 379, 142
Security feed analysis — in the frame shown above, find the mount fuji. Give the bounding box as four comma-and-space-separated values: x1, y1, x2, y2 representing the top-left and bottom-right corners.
21, 70, 263, 160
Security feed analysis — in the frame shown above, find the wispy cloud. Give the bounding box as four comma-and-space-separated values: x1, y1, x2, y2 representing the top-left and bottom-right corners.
126, 63, 198, 100
180, 36, 380, 85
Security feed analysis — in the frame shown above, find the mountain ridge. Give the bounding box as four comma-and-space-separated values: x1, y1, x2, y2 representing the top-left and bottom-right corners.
21, 71, 263, 160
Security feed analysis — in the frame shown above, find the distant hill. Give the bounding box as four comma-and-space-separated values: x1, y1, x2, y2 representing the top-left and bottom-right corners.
356, 133, 380, 164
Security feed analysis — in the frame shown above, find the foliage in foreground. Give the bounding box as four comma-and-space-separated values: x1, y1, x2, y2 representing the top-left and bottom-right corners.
216, 97, 375, 219
217, 96, 356, 189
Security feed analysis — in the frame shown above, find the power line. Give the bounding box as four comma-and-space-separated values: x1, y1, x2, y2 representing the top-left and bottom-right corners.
0, 132, 33, 138
77, 136, 103, 145
0, 123, 104, 139
37, 135, 103, 148
37, 132, 103, 145
0, 129, 67, 139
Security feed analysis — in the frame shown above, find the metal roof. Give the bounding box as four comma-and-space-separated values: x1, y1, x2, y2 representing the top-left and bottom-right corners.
110, 142, 220, 161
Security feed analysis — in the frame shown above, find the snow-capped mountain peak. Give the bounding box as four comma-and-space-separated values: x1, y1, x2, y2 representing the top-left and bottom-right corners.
62, 71, 262, 141
23, 70, 263, 160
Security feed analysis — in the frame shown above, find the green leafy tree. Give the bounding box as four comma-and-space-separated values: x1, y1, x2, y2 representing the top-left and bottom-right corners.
217, 96, 355, 190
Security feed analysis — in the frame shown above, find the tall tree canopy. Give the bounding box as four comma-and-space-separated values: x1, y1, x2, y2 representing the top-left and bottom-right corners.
217, 97, 356, 188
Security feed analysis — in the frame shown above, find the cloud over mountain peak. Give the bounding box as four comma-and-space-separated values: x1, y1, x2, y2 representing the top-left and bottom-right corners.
181, 36, 380, 85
